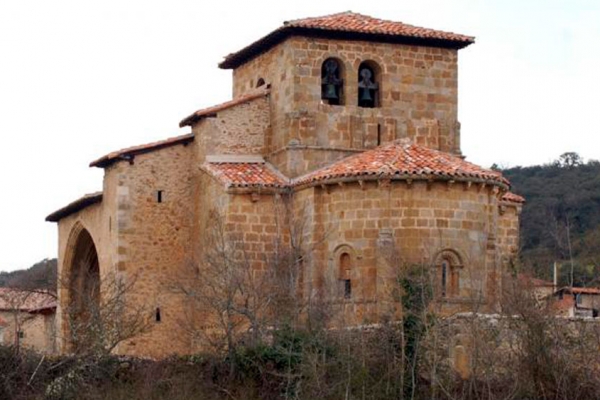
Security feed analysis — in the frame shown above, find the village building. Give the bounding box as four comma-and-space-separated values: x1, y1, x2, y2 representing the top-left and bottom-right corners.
0, 288, 56, 353
551, 287, 600, 318
47, 11, 524, 358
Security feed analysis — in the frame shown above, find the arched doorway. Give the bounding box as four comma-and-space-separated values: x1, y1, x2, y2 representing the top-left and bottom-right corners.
64, 227, 100, 352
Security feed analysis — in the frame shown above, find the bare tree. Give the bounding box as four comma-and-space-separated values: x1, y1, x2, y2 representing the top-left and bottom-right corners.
61, 270, 152, 355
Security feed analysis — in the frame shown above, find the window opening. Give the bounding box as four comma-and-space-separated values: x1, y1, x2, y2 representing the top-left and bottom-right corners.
344, 279, 352, 298
156, 190, 164, 203
377, 123, 382, 146
321, 58, 343, 105
155, 307, 161, 322
339, 252, 352, 299
441, 261, 448, 297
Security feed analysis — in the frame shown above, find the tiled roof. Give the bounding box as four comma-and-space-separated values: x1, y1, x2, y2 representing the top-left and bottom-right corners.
501, 192, 526, 204
220, 11, 474, 69
0, 288, 57, 312
293, 139, 509, 188
556, 287, 600, 295
90, 133, 194, 168
202, 161, 289, 189
46, 192, 103, 223
179, 86, 270, 127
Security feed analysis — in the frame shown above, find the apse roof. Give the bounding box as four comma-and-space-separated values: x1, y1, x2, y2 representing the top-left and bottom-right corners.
293, 139, 509, 188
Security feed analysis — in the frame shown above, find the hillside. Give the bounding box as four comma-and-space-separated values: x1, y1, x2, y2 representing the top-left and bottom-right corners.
0, 258, 57, 291
501, 153, 600, 285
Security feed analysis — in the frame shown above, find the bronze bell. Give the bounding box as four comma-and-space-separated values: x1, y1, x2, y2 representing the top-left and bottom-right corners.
359, 87, 373, 102
323, 83, 338, 100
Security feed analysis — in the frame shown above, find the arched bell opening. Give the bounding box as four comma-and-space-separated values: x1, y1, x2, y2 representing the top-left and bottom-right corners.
64, 227, 100, 353
321, 57, 345, 105
357, 60, 381, 108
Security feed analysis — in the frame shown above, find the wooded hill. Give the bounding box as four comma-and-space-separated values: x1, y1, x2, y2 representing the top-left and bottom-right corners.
0, 258, 56, 291
500, 152, 600, 286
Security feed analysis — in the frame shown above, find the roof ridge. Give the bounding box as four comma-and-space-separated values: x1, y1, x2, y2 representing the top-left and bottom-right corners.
220, 11, 474, 69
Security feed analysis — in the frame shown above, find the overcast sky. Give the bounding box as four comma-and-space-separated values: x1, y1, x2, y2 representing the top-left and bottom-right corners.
1, 0, 599, 272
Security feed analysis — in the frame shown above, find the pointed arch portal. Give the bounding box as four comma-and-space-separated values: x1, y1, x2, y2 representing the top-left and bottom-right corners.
63, 226, 100, 352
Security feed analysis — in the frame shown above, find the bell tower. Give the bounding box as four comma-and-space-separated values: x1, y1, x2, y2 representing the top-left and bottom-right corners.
220, 12, 474, 177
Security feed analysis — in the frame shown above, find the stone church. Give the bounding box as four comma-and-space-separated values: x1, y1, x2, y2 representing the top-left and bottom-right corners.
47, 12, 523, 358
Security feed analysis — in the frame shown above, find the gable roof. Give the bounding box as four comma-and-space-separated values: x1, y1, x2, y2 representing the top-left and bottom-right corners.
202, 159, 289, 189
46, 192, 103, 222
293, 139, 509, 188
89, 133, 194, 168
220, 11, 474, 69
179, 86, 270, 127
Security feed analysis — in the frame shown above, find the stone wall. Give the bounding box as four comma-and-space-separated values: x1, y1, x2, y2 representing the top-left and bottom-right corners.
0, 311, 56, 353
192, 95, 270, 161
304, 180, 504, 320
107, 143, 194, 357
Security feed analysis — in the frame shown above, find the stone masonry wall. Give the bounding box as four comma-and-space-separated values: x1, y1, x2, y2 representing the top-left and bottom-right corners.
497, 202, 521, 267
0, 311, 55, 353
192, 95, 270, 161
102, 142, 194, 357
305, 180, 503, 322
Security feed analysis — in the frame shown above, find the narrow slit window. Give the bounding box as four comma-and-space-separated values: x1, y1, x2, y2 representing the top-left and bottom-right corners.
156, 190, 164, 203
441, 261, 448, 297
377, 123, 382, 146
155, 307, 161, 322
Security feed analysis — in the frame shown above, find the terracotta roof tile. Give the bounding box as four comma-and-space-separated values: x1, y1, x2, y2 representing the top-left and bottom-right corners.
90, 133, 194, 168
202, 161, 289, 189
285, 11, 474, 42
179, 86, 270, 127
220, 11, 474, 69
557, 287, 600, 295
0, 288, 57, 312
293, 139, 509, 188
501, 192, 526, 204
46, 192, 103, 222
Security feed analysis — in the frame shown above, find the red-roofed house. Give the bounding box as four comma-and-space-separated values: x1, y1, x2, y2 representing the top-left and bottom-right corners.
0, 288, 56, 353
552, 287, 600, 318
46, 11, 523, 358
